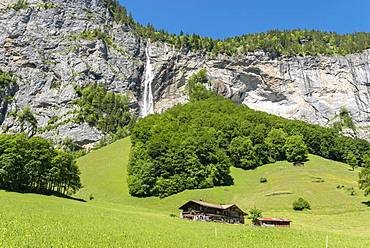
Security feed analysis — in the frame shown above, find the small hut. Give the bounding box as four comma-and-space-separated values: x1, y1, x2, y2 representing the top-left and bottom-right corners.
257, 218, 292, 227
179, 200, 247, 224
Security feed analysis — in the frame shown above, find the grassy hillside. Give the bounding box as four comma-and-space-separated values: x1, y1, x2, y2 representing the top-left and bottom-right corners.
3, 191, 368, 248
1, 137, 369, 247
76, 138, 370, 236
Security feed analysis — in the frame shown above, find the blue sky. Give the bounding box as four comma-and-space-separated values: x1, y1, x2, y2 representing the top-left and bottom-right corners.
121, 0, 370, 39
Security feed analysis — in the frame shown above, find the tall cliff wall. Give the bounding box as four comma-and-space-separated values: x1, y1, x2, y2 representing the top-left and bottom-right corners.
0, 0, 369, 144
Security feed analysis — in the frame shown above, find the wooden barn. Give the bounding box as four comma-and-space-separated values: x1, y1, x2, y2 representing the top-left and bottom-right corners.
257, 218, 292, 227
179, 200, 247, 224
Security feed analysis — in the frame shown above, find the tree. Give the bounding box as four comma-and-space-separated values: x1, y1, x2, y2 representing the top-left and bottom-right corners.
51, 151, 81, 195
186, 69, 216, 101
362, 154, 370, 168
359, 167, 370, 196
284, 135, 308, 162
293, 198, 311, 211
339, 107, 355, 130
248, 207, 262, 225
254, 143, 269, 165
228, 137, 260, 169
264, 128, 288, 162
359, 154, 370, 196
346, 151, 358, 171
17, 107, 37, 136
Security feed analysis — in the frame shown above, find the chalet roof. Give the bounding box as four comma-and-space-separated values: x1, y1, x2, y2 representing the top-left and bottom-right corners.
258, 218, 292, 222
179, 200, 247, 215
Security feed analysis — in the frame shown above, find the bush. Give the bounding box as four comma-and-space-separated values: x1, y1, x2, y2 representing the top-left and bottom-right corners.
0, 70, 16, 87
38, 2, 57, 9
293, 198, 311, 211
260, 177, 267, 183
340, 107, 356, 131
248, 207, 263, 225
77, 29, 113, 46
15, 107, 38, 136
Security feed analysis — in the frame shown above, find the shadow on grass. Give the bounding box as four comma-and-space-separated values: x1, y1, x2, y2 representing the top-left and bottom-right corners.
361, 201, 370, 207
4, 188, 87, 202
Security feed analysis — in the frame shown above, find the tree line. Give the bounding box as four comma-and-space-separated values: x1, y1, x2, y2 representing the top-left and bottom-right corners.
0, 134, 81, 195
128, 70, 370, 198
103, 0, 370, 57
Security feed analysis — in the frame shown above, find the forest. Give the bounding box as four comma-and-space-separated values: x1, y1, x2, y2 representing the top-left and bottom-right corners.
128, 70, 370, 198
0, 134, 81, 195
104, 0, 370, 57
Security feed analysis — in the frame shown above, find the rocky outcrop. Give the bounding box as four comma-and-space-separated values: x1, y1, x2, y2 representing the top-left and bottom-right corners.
0, 0, 369, 144
148, 43, 370, 140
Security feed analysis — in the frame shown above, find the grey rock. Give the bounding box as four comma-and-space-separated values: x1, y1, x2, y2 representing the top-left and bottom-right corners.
0, 0, 369, 144
43, 122, 103, 146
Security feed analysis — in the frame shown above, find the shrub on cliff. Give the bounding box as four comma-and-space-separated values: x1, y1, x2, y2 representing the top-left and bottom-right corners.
10, 0, 29, 11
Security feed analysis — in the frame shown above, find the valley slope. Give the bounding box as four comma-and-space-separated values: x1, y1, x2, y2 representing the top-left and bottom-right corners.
0, 138, 369, 247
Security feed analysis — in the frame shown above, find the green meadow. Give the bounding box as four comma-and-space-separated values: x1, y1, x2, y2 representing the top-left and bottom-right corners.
1, 137, 369, 247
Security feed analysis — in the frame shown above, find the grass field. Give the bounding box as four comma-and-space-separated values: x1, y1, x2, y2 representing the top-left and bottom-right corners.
1, 137, 369, 247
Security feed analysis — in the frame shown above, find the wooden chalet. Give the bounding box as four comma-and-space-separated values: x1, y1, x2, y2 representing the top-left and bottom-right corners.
257, 218, 291, 227
179, 200, 247, 224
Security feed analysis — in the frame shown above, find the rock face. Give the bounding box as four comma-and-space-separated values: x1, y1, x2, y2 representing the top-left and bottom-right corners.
144, 43, 370, 141
0, 0, 369, 144
0, 0, 143, 144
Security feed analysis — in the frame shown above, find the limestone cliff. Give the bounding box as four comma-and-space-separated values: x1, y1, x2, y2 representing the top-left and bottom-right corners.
0, 0, 369, 145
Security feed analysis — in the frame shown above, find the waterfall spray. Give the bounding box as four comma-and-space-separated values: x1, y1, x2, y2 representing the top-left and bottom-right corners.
142, 44, 154, 117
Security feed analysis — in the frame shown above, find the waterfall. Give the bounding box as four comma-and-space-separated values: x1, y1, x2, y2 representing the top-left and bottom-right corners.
142, 44, 154, 117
